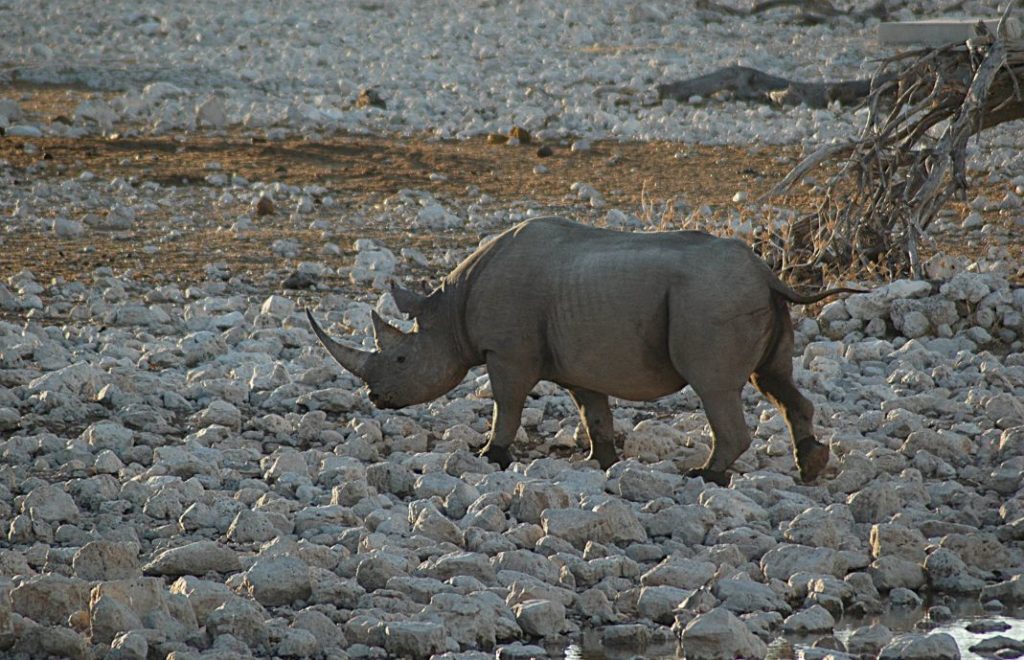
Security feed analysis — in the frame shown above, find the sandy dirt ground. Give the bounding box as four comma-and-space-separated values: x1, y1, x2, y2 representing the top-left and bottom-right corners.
3, 84, 1018, 293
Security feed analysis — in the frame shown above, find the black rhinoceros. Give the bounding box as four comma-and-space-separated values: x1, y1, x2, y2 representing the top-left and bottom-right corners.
307, 217, 858, 485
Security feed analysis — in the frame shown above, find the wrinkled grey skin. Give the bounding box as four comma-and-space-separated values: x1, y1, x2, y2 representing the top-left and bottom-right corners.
307, 217, 857, 485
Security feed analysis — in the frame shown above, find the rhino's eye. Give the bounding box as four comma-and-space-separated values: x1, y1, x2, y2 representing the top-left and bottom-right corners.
396, 356, 406, 364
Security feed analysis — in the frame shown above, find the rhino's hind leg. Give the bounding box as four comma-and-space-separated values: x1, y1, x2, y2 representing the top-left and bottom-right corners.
568, 387, 618, 470
751, 329, 829, 483
691, 388, 752, 479
479, 354, 536, 469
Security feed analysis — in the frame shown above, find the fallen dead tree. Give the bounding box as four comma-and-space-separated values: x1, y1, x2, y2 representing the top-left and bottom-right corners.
694, 0, 894, 25
656, 64, 879, 108
764, 10, 1024, 283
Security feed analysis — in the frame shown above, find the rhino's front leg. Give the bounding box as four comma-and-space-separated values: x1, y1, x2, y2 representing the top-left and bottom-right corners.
569, 387, 618, 470
479, 354, 536, 469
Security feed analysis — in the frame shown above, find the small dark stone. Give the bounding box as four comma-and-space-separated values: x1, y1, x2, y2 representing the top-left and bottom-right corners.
536, 145, 553, 158
356, 88, 387, 109
812, 635, 846, 652
255, 196, 275, 216
966, 620, 1012, 634
970, 635, 1024, 656
509, 126, 531, 143
282, 270, 318, 289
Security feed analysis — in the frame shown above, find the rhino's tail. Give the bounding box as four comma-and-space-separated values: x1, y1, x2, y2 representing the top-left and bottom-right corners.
765, 271, 868, 305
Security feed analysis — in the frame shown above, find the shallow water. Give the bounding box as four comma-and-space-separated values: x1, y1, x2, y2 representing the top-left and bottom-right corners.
564, 602, 1024, 659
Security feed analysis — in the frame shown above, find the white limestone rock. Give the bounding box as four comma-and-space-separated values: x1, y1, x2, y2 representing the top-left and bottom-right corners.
870, 523, 927, 562
512, 598, 565, 638
641, 557, 717, 590
637, 585, 692, 623
680, 607, 768, 660
541, 500, 646, 548
923, 547, 986, 593
205, 597, 271, 652
384, 621, 447, 658
623, 420, 687, 462
981, 574, 1024, 603
846, 623, 893, 655
782, 505, 857, 550
109, 630, 148, 660
761, 544, 842, 581
713, 575, 790, 615
242, 555, 312, 607
781, 603, 835, 634
10, 575, 90, 626
196, 95, 228, 129
22, 484, 79, 523
868, 555, 926, 591
879, 633, 961, 659
226, 509, 280, 544
71, 540, 140, 580
509, 481, 572, 525
143, 540, 241, 576
169, 576, 235, 626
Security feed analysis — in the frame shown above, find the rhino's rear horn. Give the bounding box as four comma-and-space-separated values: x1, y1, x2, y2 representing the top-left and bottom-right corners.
305, 309, 372, 379
391, 282, 427, 317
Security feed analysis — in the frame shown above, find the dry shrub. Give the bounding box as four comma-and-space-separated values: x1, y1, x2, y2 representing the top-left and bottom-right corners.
767, 9, 1024, 285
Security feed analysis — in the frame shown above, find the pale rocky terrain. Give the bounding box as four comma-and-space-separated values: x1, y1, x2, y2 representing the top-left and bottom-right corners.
2, 1, 1024, 659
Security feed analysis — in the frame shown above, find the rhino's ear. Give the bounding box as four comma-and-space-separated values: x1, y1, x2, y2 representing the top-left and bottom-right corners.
371, 310, 405, 350
391, 282, 427, 318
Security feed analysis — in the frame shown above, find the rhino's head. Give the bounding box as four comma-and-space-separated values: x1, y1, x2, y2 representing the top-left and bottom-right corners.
306, 284, 468, 409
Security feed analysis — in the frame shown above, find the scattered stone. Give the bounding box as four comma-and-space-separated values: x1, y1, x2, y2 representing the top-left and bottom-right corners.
242, 555, 312, 607
965, 620, 1011, 634
384, 621, 445, 658
22, 484, 79, 523
781, 604, 835, 634
356, 88, 387, 109
879, 633, 960, 659
512, 599, 565, 638
11, 575, 90, 626
255, 195, 275, 216
681, 607, 768, 660
846, 623, 893, 655
143, 540, 241, 576
72, 541, 141, 580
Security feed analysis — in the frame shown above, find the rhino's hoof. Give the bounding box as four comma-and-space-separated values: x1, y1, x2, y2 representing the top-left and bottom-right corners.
587, 449, 619, 471
796, 437, 830, 483
685, 467, 731, 487
480, 445, 513, 470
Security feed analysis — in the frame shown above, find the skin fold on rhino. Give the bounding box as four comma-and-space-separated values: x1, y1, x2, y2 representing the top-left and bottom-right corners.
307, 217, 861, 486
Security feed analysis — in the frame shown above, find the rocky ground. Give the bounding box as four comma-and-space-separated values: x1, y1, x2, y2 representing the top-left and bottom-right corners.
3, 1, 1024, 659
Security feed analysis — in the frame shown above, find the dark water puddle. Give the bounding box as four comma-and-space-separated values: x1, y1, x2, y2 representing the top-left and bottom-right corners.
564, 602, 1024, 659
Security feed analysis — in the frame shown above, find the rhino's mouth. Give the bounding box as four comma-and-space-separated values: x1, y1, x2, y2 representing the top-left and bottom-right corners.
368, 391, 397, 409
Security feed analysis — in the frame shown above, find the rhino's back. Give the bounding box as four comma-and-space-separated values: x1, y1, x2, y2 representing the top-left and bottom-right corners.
456, 217, 764, 296
453, 218, 777, 399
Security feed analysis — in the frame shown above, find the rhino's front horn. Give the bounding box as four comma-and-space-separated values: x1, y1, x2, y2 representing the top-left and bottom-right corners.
305, 309, 371, 379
